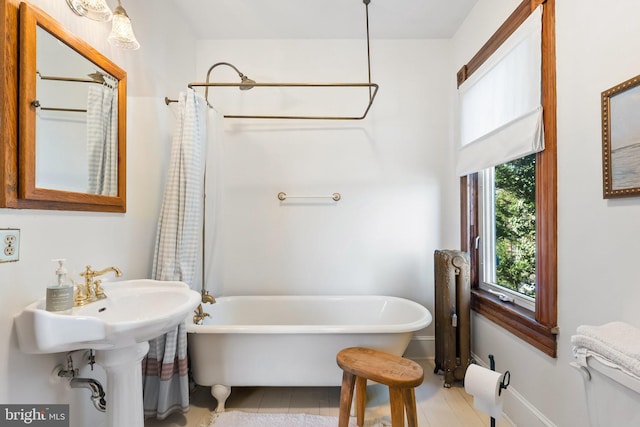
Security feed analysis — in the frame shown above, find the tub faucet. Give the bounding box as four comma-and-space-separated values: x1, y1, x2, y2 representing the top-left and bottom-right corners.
201, 290, 216, 305
194, 290, 215, 324
74, 265, 123, 306
193, 304, 210, 324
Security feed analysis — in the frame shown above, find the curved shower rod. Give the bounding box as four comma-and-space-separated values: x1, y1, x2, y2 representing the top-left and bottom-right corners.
165, 0, 378, 120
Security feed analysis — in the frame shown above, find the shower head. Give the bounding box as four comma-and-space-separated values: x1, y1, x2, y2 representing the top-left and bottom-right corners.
239, 74, 256, 90
204, 62, 255, 100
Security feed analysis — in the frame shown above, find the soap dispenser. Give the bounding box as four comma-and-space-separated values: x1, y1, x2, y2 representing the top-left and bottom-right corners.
45, 259, 74, 312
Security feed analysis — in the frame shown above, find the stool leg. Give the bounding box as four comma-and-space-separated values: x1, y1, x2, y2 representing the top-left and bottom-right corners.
338, 371, 356, 427
403, 388, 418, 427
355, 376, 367, 427
388, 387, 405, 427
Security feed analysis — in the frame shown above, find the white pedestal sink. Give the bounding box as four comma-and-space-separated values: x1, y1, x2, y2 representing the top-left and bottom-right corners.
96, 342, 150, 427
15, 280, 201, 427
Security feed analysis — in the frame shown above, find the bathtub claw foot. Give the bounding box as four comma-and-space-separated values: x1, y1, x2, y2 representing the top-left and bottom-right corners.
211, 384, 231, 412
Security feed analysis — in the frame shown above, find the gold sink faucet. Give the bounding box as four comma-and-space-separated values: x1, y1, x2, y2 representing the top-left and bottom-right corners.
74, 265, 123, 306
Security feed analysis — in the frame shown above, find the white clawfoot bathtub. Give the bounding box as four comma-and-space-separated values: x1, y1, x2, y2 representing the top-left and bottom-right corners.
186, 295, 432, 412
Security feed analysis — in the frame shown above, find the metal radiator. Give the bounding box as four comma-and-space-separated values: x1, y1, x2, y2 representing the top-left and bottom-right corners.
433, 249, 471, 387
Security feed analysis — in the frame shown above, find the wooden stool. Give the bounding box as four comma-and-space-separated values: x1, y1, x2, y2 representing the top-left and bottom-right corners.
337, 347, 424, 427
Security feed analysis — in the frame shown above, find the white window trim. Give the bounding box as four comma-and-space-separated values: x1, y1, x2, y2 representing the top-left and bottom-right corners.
478, 168, 536, 312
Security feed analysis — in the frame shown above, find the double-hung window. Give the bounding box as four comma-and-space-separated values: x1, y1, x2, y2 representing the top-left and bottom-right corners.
457, 0, 557, 357
479, 154, 537, 311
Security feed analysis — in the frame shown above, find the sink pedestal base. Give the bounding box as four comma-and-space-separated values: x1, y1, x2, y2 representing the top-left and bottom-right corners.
95, 342, 150, 427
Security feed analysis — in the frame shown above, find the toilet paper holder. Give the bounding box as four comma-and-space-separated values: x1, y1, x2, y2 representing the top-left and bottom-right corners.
488, 354, 511, 427
498, 370, 510, 396
489, 354, 511, 396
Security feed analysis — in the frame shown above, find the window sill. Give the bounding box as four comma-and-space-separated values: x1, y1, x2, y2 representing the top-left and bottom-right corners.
471, 288, 557, 357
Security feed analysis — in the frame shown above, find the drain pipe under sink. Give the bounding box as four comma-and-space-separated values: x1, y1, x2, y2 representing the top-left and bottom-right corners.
52, 352, 107, 413
69, 377, 107, 412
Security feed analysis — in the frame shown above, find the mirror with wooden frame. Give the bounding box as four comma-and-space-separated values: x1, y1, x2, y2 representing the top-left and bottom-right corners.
17, 2, 126, 212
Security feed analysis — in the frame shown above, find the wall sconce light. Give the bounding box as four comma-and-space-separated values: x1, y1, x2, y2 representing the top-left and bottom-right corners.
107, 0, 140, 50
66, 0, 140, 50
66, 0, 113, 22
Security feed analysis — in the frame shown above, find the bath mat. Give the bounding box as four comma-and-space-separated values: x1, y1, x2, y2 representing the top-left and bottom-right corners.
206, 411, 390, 427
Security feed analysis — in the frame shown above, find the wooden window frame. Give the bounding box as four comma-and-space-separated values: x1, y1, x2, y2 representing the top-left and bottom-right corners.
458, 0, 558, 358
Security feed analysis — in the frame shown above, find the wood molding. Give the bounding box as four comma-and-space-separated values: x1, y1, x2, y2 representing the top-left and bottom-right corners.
536, 0, 557, 328
460, 174, 479, 288
471, 289, 557, 358
458, 0, 558, 357
1, 1, 127, 212
457, 0, 534, 88
0, 0, 20, 208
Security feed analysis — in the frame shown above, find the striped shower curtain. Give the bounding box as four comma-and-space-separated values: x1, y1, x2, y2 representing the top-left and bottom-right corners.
143, 89, 207, 419
87, 75, 118, 195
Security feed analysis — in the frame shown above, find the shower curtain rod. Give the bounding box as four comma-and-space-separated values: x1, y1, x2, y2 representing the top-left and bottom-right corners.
164, 82, 379, 120
164, 0, 378, 120
37, 72, 105, 84
184, 82, 378, 120
34, 71, 110, 113
164, 82, 380, 120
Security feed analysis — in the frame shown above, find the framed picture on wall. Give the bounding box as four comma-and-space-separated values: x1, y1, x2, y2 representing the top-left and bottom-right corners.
602, 74, 640, 198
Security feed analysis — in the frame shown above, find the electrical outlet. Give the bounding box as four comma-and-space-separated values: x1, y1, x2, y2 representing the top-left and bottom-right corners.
0, 229, 20, 262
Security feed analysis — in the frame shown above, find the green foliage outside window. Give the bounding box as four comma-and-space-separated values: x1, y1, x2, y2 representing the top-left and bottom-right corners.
494, 154, 536, 297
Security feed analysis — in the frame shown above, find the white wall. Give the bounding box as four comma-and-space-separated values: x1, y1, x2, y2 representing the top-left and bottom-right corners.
454, 0, 640, 425
196, 38, 459, 350
0, 1, 196, 426
11, 1, 640, 425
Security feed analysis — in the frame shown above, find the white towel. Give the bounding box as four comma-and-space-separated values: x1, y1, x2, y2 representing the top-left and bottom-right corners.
571, 321, 640, 378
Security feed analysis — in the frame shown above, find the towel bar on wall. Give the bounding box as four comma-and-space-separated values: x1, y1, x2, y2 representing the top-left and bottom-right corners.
277, 192, 341, 201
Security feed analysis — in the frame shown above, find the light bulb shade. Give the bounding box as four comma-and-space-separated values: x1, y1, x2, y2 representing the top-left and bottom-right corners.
66, 0, 113, 21
108, 6, 140, 50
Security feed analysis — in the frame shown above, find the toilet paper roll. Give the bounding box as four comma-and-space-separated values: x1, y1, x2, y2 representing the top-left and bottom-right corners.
464, 364, 504, 420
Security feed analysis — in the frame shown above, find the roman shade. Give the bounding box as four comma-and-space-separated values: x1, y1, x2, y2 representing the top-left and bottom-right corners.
457, 6, 543, 176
